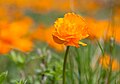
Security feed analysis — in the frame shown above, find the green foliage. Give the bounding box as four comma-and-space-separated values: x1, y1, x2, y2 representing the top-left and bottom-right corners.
15, 79, 27, 84
0, 71, 8, 84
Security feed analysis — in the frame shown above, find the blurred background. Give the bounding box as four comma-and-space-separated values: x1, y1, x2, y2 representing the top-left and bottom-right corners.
0, 0, 120, 84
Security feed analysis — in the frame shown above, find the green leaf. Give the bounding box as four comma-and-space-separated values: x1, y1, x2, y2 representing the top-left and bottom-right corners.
15, 79, 27, 84
0, 71, 8, 84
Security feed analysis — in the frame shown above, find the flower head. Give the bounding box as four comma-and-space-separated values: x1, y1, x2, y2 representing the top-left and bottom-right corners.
52, 13, 89, 47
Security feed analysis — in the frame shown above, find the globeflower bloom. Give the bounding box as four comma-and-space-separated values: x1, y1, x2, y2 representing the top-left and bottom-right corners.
99, 54, 120, 71
52, 13, 89, 47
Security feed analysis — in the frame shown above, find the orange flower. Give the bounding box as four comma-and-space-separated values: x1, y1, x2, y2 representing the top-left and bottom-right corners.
52, 13, 89, 47
115, 28, 120, 44
12, 38, 33, 52
86, 18, 112, 40
0, 17, 33, 54
99, 54, 120, 71
86, 17, 120, 45
0, 40, 11, 54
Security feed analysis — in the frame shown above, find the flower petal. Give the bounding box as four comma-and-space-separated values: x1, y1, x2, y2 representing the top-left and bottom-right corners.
52, 35, 65, 44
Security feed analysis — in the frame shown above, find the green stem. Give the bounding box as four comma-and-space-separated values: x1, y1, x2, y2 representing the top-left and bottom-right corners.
97, 40, 104, 56
63, 46, 70, 84
69, 53, 74, 84
75, 48, 81, 84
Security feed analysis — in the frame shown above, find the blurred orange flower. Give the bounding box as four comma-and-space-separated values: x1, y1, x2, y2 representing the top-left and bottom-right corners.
99, 54, 120, 71
86, 18, 111, 40
31, 25, 65, 52
87, 17, 120, 45
52, 13, 89, 47
0, 17, 33, 54
115, 28, 120, 44
0, 40, 11, 54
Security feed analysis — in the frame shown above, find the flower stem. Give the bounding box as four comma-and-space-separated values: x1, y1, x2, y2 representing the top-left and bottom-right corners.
75, 48, 81, 84
63, 46, 70, 84
97, 40, 104, 56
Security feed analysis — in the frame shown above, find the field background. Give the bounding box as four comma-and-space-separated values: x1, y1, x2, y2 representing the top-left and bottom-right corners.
0, 0, 120, 84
